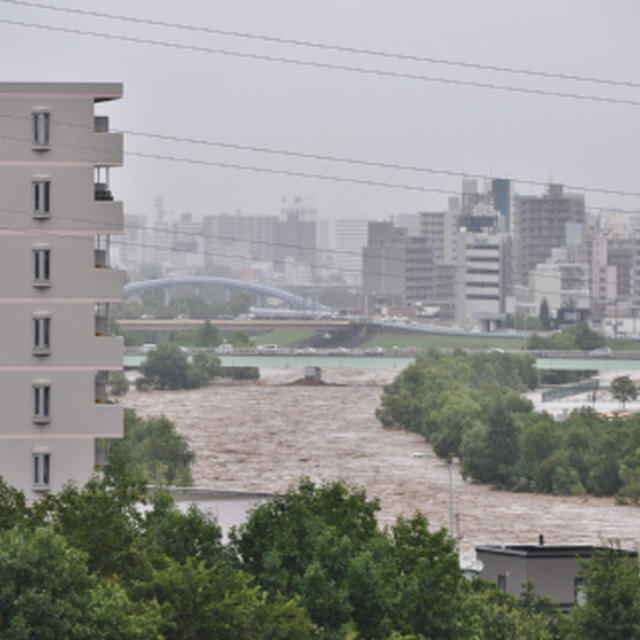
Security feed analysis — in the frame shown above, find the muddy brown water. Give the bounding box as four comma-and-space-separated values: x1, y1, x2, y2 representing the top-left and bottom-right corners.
124, 368, 639, 560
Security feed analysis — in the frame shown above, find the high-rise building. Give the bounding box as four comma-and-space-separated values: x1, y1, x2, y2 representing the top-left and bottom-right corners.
202, 213, 278, 274
455, 229, 509, 328
277, 196, 317, 269
513, 183, 586, 285
0, 83, 124, 499
362, 222, 433, 309
419, 202, 458, 263
491, 179, 512, 231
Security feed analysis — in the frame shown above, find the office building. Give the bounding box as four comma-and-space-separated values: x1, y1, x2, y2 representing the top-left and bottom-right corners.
362, 221, 433, 309
513, 184, 586, 285
455, 229, 509, 329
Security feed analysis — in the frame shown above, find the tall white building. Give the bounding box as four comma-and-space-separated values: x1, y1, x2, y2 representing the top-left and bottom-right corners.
0, 83, 124, 499
455, 229, 508, 329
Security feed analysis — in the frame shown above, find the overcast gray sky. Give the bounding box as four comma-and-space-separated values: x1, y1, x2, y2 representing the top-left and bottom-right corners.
1, 0, 639, 220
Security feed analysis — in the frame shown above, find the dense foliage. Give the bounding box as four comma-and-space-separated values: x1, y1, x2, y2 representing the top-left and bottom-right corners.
137, 343, 222, 390
377, 351, 640, 498
108, 370, 130, 396
109, 409, 195, 486
0, 461, 316, 639
0, 464, 636, 639
113, 292, 251, 321
527, 322, 605, 351
610, 375, 638, 410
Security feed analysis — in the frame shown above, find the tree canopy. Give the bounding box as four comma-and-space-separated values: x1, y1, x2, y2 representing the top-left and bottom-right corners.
109, 409, 195, 486
137, 343, 221, 390
0, 463, 631, 639
610, 375, 637, 410
377, 350, 640, 499
527, 322, 605, 351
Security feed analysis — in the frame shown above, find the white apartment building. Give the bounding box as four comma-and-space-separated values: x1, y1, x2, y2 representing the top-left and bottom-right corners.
455, 229, 507, 328
0, 83, 124, 499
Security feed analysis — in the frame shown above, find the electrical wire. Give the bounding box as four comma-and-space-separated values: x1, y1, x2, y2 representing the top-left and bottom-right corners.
0, 126, 639, 215
2, 0, 639, 90
0, 18, 639, 107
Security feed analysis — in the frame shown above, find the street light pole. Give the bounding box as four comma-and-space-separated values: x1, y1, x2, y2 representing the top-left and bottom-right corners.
445, 460, 455, 538
413, 452, 456, 540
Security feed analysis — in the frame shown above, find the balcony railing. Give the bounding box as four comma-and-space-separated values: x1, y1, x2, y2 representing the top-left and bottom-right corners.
94, 183, 114, 201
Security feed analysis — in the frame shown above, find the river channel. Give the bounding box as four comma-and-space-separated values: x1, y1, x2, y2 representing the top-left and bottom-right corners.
124, 367, 640, 561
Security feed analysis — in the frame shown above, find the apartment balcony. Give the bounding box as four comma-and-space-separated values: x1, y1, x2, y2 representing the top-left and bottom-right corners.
94, 182, 114, 202
90, 267, 125, 299
94, 313, 108, 336
90, 335, 123, 367
91, 127, 123, 165
91, 402, 124, 438
94, 248, 108, 269
95, 373, 109, 404
91, 199, 123, 229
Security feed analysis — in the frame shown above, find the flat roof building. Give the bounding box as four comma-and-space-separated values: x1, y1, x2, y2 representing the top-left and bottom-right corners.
476, 544, 637, 610
0, 82, 125, 499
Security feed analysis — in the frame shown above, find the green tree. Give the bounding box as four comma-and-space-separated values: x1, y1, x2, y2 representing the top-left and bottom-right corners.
0, 527, 159, 640
142, 490, 225, 567
108, 370, 130, 397
45, 455, 149, 579
610, 375, 637, 410
484, 398, 520, 485
136, 558, 317, 640
196, 320, 220, 347
189, 351, 221, 386
462, 580, 558, 640
228, 330, 253, 348
232, 479, 466, 639
568, 322, 604, 351
110, 409, 194, 486
139, 343, 190, 390
569, 545, 640, 640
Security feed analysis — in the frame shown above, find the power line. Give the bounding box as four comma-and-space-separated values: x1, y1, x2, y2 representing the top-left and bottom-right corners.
3, 111, 640, 198
1, 18, 639, 107
0, 127, 639, 216
3, 0, 639, 90
108, 131, 640, 200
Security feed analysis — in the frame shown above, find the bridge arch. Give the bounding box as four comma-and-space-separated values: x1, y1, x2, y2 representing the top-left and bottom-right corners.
123, 276, 326, 309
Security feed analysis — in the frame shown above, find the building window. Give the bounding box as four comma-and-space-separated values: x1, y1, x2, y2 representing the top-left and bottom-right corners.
33, 180, 51, 217
33, 249, 51, 285
33, 316, 51, 354
33, 452, 51, 488
33, 384, 51, 423
33, 112, 50, 147
497, 574, 507, 592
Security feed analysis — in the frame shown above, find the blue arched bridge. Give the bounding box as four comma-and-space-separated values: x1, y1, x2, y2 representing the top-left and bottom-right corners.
124, 276, 327, 310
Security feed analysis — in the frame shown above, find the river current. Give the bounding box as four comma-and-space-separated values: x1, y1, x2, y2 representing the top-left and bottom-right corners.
124, 367, 639, 560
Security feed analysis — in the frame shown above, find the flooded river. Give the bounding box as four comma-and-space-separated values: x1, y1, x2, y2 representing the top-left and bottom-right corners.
124, 368, 640, 560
